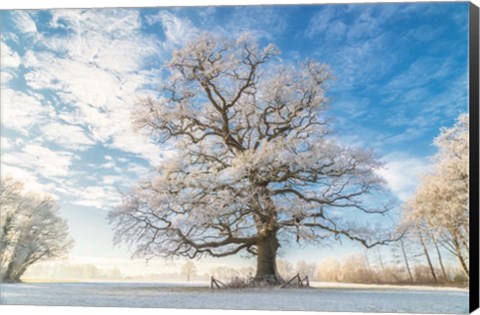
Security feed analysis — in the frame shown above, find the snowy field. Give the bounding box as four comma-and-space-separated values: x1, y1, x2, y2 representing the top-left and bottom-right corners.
0, 282, 468, 313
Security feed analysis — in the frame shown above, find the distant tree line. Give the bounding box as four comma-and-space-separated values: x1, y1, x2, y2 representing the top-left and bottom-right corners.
275, 252, 466, 286
23, 262, 122, 281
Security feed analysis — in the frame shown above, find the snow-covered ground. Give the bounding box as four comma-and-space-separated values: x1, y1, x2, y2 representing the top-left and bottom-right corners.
0, 282, 468, 313
309, 281, 468, 292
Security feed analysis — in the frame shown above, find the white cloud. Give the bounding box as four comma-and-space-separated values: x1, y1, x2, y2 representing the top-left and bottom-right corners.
1, 8, 285, 214
222, 7, 288, 40
0, 167, 122, 209
384, 127, 428, 144
109, 128, 162, 165
1, 136, 13, 150
1, 88, 48, 134
146, 11, 198, 46
23, 144, 74, 178
1, 152, 121, 209
383, 69, 468, 130
24, 52, 122, 105
18, 9, 164, 165
306, 7, 339, 38
40, 121, 96, 151
101, 175, 123, 186
70, 185, 121, 210
11, 11, 38, 34
2, 144, 74, 179
45, 9, 158, 73
0, 164, 58, 198
1, 41, 21, 68
376, 153, 429, 201
125, 162, 150, 178
50, 9, 141, 36
384, 56, 454, 94
1, 71, 14, 84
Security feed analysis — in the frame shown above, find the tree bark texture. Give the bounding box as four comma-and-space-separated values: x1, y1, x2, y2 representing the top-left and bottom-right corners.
254, 232, 282, 284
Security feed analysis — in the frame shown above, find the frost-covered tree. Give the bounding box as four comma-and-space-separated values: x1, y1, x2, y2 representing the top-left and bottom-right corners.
315, 257, 342, 282
0, 176, 73, 282
109, 33, 396, 284
341, 254, 371, 283
405, 114, 469, 278
277, 259, 295, 279
390, 228, 422, 283
180, 260, 197, 281
295, 260, 316, 279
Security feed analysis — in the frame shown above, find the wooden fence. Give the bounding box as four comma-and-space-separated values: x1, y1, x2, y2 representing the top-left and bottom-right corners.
210, 273, 310, 289
210, 276, 226, 289
280, 273, 310, 288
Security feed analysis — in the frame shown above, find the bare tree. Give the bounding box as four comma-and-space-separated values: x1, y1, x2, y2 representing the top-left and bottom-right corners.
180, 261, 197, 281
0, 176, 73, 283
109, 33, 397, 284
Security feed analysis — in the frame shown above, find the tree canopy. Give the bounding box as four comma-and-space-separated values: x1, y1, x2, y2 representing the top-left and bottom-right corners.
109, 33, 396, 283
1, 176, 73, 282
404, 114, 469, 278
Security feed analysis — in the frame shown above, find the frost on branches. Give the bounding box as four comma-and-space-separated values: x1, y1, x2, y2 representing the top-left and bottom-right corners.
109, 33, 396, 284
405, 114, 469, 278
0, 177, 73, 283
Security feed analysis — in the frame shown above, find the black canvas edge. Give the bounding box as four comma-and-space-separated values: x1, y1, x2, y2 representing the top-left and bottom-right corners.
470, 1, 480, 314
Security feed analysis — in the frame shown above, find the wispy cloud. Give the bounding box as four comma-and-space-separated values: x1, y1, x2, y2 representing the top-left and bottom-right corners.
146, 11, 199, 46
377, 153, 429, 201
305, 3, 468, 156
306, 6, 339, 38
11, 11, 37, 34
39, 122, 96, 151
1, 9, 170, 210
16, 9, 165, 165
1, 41, 21, 68
223, 6, 290, 40
69, 185, 121, 209
3, 144, 74, 179
1, 88, 49, 135
0, 164, 57, 198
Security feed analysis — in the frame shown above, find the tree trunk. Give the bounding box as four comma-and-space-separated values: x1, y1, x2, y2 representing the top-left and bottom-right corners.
364, 250, 378, 284
375, 247, 388, 283
400, 238, 414, 283
254, 232, 282, 284
452, 234, 469, 279
456, 251, 469, 279
417, 227, 438, 283
431, 233, 448, 282
3, 257, 17, 283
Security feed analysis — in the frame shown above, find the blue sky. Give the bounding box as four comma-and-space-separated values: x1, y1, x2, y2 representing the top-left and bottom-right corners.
0, 3, 469, 273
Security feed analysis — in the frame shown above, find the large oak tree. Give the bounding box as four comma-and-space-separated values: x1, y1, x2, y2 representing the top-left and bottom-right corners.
109, 33, 394, 284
